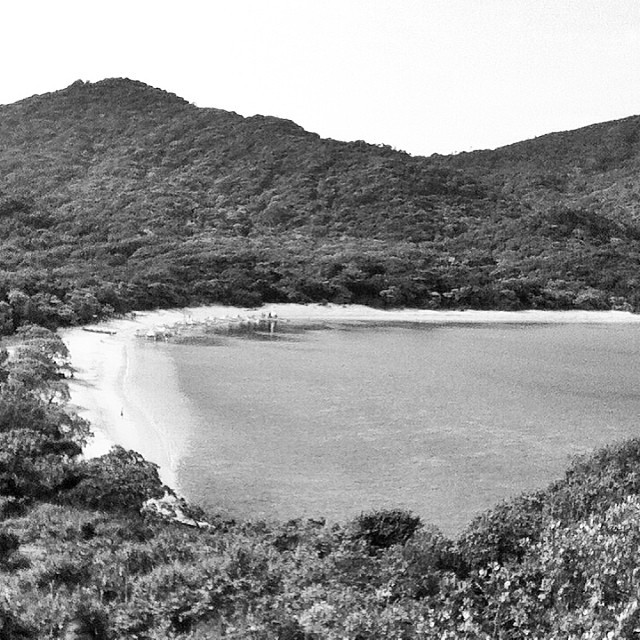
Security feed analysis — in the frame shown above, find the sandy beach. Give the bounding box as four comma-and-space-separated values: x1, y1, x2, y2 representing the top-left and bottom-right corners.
62, 304, 640, 493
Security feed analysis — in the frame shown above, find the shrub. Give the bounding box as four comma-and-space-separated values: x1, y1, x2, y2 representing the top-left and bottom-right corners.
0, 605, 33, 640
63, 446, 164, 513
396, 527, 464, 597
0, 531, 19, 564
457, 492, 546, 568
545, 437, 640, 523
0, 497, 26, 519
458, 438, 640, 569
349, 509, 422, 550
36, 558, 92, 589
62, 602, 110, 640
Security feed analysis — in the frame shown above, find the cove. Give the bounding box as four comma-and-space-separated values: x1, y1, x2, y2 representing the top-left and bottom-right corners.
148, 320, 640, 535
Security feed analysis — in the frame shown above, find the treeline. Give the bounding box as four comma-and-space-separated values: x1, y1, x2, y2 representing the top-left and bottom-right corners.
0, 229, 638, 335
0, 80, 639, 335
2, 327, 640, 637
0, 325, 164, 513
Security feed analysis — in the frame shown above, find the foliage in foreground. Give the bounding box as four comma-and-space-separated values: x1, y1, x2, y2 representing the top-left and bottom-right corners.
2, 325, 640, 638
3, 478, 640, 639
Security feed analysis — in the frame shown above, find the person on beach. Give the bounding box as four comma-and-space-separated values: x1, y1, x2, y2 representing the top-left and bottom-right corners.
268, 312, 278, 334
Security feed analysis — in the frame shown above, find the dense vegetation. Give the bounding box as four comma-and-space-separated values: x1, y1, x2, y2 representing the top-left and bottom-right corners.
0, 79, 639, 332
1, 326, 640, 638
3, 80, 640, 637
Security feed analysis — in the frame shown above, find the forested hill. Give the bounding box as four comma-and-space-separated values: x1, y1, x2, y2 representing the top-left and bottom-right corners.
0, 78, 639, 329
449, 115, 640, 225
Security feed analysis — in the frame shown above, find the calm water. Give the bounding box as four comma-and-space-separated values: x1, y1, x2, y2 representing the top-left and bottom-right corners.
148, 323, 640, 534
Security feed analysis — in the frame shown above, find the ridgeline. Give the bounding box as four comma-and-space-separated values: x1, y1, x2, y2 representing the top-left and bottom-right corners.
0, 79, 639, 331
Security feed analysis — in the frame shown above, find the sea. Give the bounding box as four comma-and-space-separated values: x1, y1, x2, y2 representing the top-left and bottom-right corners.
125, 321, 640, 535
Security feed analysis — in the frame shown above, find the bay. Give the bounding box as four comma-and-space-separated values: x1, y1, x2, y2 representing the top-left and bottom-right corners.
142, 322, 640, 535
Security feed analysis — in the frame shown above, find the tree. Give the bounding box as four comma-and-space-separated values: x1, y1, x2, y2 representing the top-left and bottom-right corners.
0, 429, 81, 500
65, 446, 165, 512
0, 324, 88, 501
6, 324, 72, 403
0, 302, 13, 336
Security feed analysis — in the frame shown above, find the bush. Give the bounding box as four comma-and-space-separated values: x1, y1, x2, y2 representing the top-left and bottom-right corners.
0, 531, 19, 563
36, 558, 92, 589
392, 526, 462, 598
545, 437, 640, 523
457, 492, 546, 568
63, 446, 165, 513
62, 602, 110, 640
0, 497, 26, 519
349, 509, 422, 550
0, 605, 33, 640
458, 439, 640, 569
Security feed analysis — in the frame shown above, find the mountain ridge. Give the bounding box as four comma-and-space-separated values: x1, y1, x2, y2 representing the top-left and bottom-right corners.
0, 78, 638, 329
4, 78, 639, 159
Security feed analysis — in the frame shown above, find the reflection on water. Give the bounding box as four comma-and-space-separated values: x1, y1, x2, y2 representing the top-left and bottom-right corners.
157, 323, 640, 534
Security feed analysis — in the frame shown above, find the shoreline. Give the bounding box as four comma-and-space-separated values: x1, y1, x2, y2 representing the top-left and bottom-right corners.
62, 304, 640, 493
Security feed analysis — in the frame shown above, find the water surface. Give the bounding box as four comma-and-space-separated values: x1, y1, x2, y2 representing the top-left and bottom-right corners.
141, 322, 640, 534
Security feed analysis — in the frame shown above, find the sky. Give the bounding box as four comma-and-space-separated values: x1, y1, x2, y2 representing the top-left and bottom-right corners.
1, 0, 639, 157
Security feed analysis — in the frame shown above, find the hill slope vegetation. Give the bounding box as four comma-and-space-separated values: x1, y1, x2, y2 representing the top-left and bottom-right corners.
2, 82, 640, 637
0, 79, 639, 330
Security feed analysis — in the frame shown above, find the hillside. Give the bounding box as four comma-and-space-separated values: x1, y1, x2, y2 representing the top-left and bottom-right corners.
0, 78, 639, 328
3, 83, 640, 636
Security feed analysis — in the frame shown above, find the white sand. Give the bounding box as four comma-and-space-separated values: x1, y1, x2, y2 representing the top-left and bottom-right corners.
62, 304, 640, 489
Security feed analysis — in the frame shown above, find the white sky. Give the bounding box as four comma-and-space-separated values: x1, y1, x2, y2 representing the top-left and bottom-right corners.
1, 0, 639, 156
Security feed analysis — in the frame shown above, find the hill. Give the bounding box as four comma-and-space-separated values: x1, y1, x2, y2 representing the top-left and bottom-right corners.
2, 84, 640, 635
0, 78, 639, 328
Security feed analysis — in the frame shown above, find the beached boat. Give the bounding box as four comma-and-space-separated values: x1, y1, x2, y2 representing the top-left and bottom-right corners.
82, 327, 117, 336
